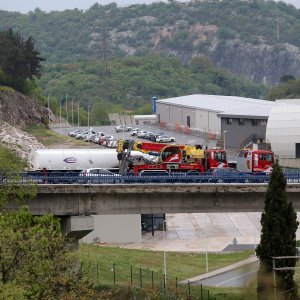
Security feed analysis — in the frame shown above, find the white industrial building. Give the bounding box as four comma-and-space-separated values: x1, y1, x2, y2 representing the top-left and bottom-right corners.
108, 113, 157, 126
156, 94, 273, 131
156, 94, 274, 148
266, 99, 300, 168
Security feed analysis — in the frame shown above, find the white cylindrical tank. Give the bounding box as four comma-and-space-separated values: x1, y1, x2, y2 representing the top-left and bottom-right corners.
31, 149, 152, 171
32, 149, 120, 171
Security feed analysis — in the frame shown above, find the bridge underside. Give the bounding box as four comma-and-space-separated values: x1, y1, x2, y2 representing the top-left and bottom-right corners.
7, 183, 300, 215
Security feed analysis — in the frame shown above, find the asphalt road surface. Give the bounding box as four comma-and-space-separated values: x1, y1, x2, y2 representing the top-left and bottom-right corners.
192, 261, 259, 287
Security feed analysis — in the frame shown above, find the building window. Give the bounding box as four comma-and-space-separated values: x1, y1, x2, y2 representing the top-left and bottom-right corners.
227, 118, 232, 124
252, 119, 258, 126
187, 116, 190, 128
238, 118, 244, 125
296, 144, 300, 158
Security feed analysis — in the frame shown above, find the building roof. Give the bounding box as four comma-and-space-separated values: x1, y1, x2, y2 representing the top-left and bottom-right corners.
156, 94, 274, 117
134, 115, 157, 120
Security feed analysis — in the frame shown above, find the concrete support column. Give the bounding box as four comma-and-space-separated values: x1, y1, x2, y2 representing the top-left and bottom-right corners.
60, 216, 94, 247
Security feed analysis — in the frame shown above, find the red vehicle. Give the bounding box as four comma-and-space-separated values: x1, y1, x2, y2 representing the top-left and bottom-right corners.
117, 140, 227, 175
235, 149, 275, 172
205, 148, 228, 170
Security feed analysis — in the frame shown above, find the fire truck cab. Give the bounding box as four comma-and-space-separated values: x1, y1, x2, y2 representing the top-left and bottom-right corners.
236, 149, 274, 172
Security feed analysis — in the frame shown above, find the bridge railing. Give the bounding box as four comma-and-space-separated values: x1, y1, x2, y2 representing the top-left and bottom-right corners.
2, 171, 299, 185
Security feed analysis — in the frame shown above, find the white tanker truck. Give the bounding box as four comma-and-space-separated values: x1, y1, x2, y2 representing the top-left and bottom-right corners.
31, 149, 152, 172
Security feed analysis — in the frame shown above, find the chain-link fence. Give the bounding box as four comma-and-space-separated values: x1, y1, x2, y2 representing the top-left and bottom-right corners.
82, 260, 219, 299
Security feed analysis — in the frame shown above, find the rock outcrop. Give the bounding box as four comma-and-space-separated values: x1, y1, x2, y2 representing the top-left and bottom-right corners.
0, 90, 48, 168
0, 121, 46, 169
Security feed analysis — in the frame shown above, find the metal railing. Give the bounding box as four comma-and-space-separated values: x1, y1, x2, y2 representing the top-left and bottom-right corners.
2, 170, 300, 185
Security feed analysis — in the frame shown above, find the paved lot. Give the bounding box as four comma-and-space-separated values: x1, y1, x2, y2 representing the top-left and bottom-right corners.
56, 124, 219, 148
112, 212, 300, 252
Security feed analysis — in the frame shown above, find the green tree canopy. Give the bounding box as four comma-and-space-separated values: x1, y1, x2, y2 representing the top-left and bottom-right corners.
0, 206, 97, 299
266, 77, 300, 100
0, 28, 44, 92
0, 144, 35, 209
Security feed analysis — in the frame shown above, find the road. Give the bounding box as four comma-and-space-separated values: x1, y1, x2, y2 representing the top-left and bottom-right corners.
192, 260, 259, 288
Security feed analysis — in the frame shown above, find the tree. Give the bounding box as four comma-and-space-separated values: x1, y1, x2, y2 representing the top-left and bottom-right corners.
190, 56, 213, 73
0, 207, 97, 299
0, 145, 97, 298
0, 144, 35, 209
0, 28, 45, 92
280, 74, 295, 84
256, 162, 298, 300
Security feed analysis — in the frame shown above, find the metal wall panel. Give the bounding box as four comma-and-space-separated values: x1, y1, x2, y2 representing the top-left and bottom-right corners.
221, 118, 267, 149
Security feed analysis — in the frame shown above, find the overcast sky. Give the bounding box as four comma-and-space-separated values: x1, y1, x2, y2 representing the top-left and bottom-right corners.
0, 0, 299, 13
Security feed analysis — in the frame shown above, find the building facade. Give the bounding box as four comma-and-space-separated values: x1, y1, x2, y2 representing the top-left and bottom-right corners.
266, 99, 300, 168
156, 94, 274, 149
219, 114, 268, 150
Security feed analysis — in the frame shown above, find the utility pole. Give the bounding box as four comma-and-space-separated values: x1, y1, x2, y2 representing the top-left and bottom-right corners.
71, 99, 74, 125
77, 101, 80, 128
47, 94, 50, 125
277, 15, 279, 41
65, 93, 68, 124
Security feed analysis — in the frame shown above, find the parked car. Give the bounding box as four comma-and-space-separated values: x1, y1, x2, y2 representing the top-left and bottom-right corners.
168, 171, 206, 183
93, 132, 106, 144
102, 136, 115, 147
137, 130, 148, 138
107, 139, 118, 148
130, 128, 141, 136
75, 131, 89, 139
84, 133, 98, 142
151, 132, 165, 142
78, 168, 122, 183
98, 135, 114, 145
139, 170, 170, 183
75, 130, 97, 140
145, 132, 155, 140
115, 125, 131, 132
68, 129, 81, 137
156, 135, 176, 143
207, 168, 249, 183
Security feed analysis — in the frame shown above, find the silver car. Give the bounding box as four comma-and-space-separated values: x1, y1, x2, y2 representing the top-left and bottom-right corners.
156, 135, 176, 143
78, 168, 122, 183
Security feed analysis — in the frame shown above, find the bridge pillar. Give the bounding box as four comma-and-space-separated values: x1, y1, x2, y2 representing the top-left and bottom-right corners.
60, 216, 94, 248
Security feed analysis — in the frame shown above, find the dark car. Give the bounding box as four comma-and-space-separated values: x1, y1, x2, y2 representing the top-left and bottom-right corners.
150, 132, 165, 142
169, 171, 206, 183
207, 168, 249, 183
139, 170, 170, 183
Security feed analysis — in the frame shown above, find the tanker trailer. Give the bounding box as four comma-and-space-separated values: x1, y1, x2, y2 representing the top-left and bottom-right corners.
31, 149, 153, 172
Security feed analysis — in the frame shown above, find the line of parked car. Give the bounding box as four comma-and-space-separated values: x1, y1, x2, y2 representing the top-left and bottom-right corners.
68, 126, 176, 148
68, 129, 118, 148
129, 127, 176, 143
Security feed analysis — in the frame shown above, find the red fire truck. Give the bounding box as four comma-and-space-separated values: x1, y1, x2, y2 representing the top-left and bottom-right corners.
235, 149, 275, 172
116, 140, 227, 175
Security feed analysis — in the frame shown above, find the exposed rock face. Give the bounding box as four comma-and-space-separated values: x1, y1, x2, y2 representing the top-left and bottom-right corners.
109, 18, 300, 85
208, 40, 300, 85
0, 90, 46, 128
0, 121, 46, 169
0, 90, 47, 169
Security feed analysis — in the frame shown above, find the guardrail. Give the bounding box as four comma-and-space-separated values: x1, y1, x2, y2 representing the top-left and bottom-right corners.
2, 171, 300, 185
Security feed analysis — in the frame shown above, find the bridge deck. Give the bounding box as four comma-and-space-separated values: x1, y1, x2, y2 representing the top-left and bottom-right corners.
7, 183, 300, 216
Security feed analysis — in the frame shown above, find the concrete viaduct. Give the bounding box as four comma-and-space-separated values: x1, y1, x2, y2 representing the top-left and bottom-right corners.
7, 183, 300, 241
